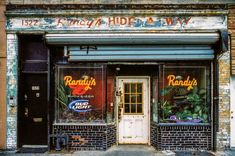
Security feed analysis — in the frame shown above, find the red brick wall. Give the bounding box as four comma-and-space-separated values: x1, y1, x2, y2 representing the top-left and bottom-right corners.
0, 0, 6, 150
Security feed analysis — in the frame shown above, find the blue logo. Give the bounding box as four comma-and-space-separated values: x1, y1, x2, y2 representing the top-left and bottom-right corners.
68, 99, 92, 113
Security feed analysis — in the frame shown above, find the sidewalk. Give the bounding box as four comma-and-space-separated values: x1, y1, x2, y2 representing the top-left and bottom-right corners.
1, 145, 235, 156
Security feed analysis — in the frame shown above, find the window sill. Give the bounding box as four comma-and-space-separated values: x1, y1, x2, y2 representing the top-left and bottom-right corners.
53, 122, 115, 126
156, 123, 211, 126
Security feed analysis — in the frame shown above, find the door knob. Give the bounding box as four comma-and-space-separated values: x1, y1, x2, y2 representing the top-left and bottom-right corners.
25, 107, 28, 117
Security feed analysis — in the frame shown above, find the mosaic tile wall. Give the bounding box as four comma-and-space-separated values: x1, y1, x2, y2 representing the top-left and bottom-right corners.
6, 33, 18, 150
217, 45, 231, 150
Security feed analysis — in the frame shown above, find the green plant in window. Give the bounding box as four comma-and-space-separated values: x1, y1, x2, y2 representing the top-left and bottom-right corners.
56, 81, 71, 110
187, 87, 209, 122
160, 100, 173, 120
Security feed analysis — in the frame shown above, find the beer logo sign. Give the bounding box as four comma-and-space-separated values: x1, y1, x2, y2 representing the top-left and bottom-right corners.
68, 99, 92, 113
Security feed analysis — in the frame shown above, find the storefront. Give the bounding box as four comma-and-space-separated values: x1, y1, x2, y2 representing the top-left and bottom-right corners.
5, 4, 228, 151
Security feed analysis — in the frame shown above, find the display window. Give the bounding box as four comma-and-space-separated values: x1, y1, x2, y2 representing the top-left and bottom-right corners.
160, 66, 211, 124
55, 65, 106, 123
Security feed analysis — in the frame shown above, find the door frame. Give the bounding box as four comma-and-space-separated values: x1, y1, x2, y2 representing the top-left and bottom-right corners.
116, 76, 150, 145
230, 76, 235, 148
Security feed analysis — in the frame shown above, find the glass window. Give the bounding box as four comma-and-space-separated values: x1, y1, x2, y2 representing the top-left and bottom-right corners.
123, 82, 143, 114
55, 65, 106, 123
160, 66, 210, 124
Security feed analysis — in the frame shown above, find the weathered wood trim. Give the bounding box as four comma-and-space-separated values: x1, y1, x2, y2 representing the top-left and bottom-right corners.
5, 4, 228, 11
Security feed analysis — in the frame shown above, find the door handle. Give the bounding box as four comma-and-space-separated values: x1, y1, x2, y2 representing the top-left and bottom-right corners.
25, 107, 28, 117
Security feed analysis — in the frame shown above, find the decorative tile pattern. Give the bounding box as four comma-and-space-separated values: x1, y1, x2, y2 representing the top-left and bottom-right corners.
6, 33, 18, 150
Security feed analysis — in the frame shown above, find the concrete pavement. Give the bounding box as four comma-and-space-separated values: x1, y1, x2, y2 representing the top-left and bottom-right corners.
1, 145, 235, 156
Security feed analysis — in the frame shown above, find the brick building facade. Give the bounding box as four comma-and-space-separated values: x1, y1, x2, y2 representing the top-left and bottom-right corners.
1, 0, 235, 153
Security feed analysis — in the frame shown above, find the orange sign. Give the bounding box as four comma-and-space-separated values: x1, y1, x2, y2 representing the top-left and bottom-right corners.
167, 75, 197, 91
64, 75, 96, 95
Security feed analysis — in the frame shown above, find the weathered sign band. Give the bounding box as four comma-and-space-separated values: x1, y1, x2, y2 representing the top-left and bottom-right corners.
6, 16, 227, 31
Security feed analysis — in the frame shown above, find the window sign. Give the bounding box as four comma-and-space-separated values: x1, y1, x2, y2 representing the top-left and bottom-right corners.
160, 66, 210, 124
55, 65, 106, 123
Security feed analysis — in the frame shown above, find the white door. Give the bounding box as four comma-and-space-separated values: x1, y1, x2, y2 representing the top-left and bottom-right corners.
117, 77, 149, 144
231, 76, 235, 148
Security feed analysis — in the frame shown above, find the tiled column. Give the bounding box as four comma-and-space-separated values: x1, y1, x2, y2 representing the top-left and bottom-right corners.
217, 44, 231, 149
6, 33, 18, 150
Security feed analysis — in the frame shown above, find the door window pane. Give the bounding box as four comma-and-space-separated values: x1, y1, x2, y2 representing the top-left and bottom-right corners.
124, 83, 130, 93
125, 94, 130, 103
131, 104, 136, 113
131, 83, 137, 92
137, 104, 142, 113
125, 104, 130, 113
123, 82, 143, 114
137, 94, 142, 103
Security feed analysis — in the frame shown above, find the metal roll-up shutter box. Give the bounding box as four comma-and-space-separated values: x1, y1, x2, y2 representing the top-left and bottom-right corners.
45, 33, 219, 61
67, 45, 214, 61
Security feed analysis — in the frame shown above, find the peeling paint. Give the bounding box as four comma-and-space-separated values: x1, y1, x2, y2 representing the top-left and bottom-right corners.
6, 16, 227, 31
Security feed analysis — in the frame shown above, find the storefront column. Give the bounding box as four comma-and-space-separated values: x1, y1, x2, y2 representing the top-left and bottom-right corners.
217, 45, 231, 149
6, 33, 18, 150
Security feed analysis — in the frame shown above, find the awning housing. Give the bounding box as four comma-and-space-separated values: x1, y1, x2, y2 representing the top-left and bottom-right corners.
45, 33, 219, 45
45, 33, 219, 61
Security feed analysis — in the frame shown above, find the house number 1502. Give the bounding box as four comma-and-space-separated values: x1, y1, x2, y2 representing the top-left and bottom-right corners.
22, 20, 39, 26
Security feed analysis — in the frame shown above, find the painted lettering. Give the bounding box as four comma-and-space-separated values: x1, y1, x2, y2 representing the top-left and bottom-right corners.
128, 17, 135, 25
108, 16, 136, 26
57, 18, 65, 26
184, 17, 191, 25
165, 17, 191, 26
17, 16, 194, 29
22, 19, 39, 26
165, 17, 174, 25
95, 19, 102, 26
108, 17, 115, 25
167, 75, 197, 91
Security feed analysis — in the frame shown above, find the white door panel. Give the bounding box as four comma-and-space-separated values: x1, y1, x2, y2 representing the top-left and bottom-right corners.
117, 77, 149, 144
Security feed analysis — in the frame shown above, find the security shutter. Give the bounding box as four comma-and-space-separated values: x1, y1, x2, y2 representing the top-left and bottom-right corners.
45, 32, 219, 61
67, 45, 214, 61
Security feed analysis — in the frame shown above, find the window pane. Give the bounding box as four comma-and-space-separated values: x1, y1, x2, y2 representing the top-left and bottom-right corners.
125, 104, 130, 113
124, 94, 130, 103
137, 83, 142, 93
137, 104, 142, 113
131, 94, 137, 103
131, 104, 136, 113
137, 94, 142, 103
55, 65, 106, 123
124, 83, 130, 93
131, 83, 136, 92
160, 66, 210, 124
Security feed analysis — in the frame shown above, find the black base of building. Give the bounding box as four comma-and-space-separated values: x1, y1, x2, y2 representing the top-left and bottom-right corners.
151, 122, 212, 151
50, 123, 116, 151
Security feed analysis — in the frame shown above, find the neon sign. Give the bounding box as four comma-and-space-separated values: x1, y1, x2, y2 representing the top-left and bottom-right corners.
64, 75, 96, 95
167, 75, 197, 91
68, 99, 92, 113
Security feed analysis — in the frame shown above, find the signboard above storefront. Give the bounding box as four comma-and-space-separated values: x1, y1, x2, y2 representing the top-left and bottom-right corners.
6, 16, 227, 31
